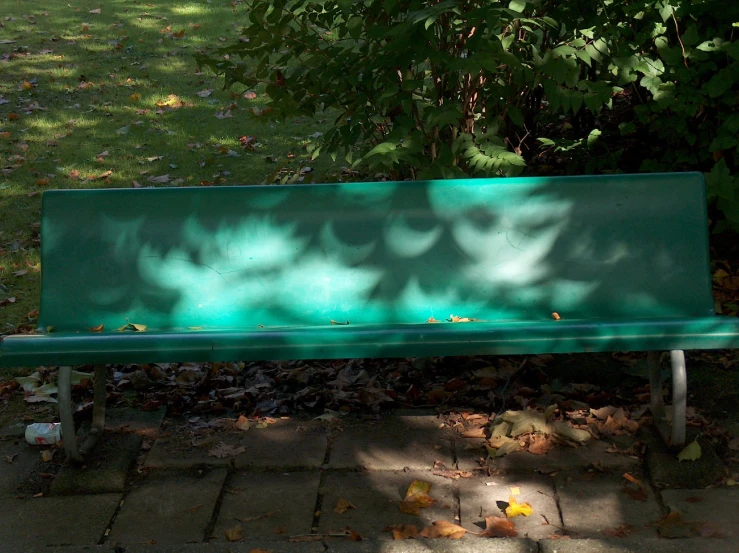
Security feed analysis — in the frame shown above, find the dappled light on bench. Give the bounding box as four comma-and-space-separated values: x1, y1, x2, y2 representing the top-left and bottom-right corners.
36, 174, 715, 334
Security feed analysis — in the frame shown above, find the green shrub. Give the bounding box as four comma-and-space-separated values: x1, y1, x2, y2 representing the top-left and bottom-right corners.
197, 0, 739, 231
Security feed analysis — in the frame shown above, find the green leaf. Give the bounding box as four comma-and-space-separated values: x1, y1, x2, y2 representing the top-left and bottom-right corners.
508, 0, 526, 13
507, 105, 524, 127
587, 128, 601, 147
677, 440, 702, 462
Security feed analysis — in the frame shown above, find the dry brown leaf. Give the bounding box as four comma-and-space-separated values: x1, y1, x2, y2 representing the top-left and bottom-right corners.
431, 469, 474, 480
418, 520, 467, 539
480, 516, 518, 537
234, 415, 251, 431
208, 443, 246, 459
334, 498, 356, 514
384, 524, 419, 540
88, 324, 104, 332
461, 426, 486, 438
602, 524, 634, 537
225, 524, 243, 541
527, 434, 555, 455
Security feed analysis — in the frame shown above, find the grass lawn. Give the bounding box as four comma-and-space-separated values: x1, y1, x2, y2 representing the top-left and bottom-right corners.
0, 0, 339, 332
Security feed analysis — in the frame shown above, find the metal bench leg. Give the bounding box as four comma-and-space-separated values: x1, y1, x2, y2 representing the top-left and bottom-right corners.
58, 366, 83, 462
670, 350, 687, 447
647, 351, 665, 420
79, 364, 107, 456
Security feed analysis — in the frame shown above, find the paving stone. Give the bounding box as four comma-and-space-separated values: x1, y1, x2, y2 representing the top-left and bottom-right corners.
211, 472, 319, 542
145, 418, 327, 470
456, 439, 640, 472
318, 470, 456, 540
641, 427, 724, 489
51, 433, 142, 495
0, 421, 27, 438
458, 474, 562, 540
324, 539, 538, 552
0, 493, 121, 547
555, 472, 662, 538
0, 438, 40, 496
105, 406, 167, 434
108, 468, 228, 545
539, 538, 739, 553
330, 416, 453, 470
661, 488, 739, 538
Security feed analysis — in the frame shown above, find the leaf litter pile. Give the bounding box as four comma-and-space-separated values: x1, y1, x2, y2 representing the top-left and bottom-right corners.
3, 352, 737, 471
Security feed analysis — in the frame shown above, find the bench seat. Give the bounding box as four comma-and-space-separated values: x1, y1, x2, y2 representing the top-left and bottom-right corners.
3, 317, 739, 366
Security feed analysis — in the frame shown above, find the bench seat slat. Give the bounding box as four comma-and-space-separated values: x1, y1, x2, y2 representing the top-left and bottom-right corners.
3, 317, 739, 366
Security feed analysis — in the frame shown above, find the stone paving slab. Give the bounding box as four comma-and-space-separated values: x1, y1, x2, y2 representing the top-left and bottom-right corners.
458, 474, 562, 540
318, 470, 456, 540
456, 439, 640, 472
0, 493, 121, 547
211, 471, 319, 542
324, 539, 538, 552
145, 418, 327, 470
538, 537, 739, 553
108, 468, 228, 545
51, 433, 142, 495
0, 438, 41, 496
330, 416, 453, 470
555, 472, 662, 538
0, 421, 27, 438
661, 488, 739, 538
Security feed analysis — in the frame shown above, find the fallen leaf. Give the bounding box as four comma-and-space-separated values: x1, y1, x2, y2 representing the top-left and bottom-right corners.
334, 498, 356, 514
551, 312, 561, 320
603, 524, 634, 537
41, 450, 54, 462
209, 443, 246, 459
727, 437, 739, 450
234, 415, 251, 431
224, 524, 243, 541
89, 324, 104, 332
197, 89, 213, 97
5, 454, 18, 463
186, 504, 203, 513
418, 520, 467, 539
404, 480, 435, 506
551, 421, 591, 444
501, 410, 548, 437
384, 524, 418, 540
527, 434, 555, 455
480, 516, 518, 537
505, 495, 533, 517
654, 511, 702, 538
89, 8, 101, 14
148, 174, 171, 183
677, 440, 701, 462
461, 426, 486, 438
432, 469, 474, 479
235, 512, 274, 523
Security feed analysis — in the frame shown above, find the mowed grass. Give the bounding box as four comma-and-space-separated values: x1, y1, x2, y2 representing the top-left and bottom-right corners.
0, 0, 338, 331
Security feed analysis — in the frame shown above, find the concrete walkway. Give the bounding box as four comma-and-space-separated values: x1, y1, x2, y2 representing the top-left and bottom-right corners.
1, 413, 737, 553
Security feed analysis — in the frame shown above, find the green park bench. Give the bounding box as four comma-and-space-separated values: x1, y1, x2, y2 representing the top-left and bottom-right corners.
2, 172, 739, 461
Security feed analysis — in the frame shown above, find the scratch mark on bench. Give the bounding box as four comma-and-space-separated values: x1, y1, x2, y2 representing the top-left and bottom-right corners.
141, 255, 240, 282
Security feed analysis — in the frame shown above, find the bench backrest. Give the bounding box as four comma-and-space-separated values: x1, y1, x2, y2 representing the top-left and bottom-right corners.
38, 173, 713, 332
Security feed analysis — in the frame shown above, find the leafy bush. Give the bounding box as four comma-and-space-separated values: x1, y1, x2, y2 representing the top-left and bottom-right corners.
197, 0, 739, 231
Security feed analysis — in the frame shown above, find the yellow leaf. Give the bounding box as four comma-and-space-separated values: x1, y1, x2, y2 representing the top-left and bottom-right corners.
404, 480, 434, 505
727, 479, 737, 487
510, 487, 521, 496
21, 81, 34, 90
129, 93, 141, 102
131, 323, 147, 331
505, 495, 533, 518
41, 450, 54, 462
677, 440, 702, 462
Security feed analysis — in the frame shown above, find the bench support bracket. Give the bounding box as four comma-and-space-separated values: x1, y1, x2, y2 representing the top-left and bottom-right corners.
670, 350, 687, 447
647, 350, 687, 448
58, 365, 107, 463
